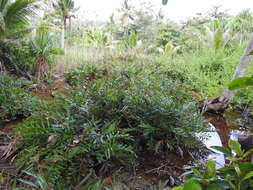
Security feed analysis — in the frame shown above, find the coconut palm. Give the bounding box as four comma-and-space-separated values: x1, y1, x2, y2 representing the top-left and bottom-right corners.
0, 0, 36, 40
0, 0, 37, 76
52, 0, 76, 48
118, 0, 135, 35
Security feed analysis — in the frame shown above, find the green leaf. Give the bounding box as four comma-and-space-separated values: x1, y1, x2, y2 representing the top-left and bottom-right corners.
0, 12, 5, 31
172, 186, 184, 190
192, 168, 203, 178
207, 184, 222, 190
184, 179, 202, 190
249, 179, 253, 187
234, 164, 242, 176
228, 140, 244, 156
228, 77, 253, 90
242, 171, 253, 181
50, 48, 65, 55
206, 160, 216, 178
210, 146, 233, 156
248, 50, 253, 55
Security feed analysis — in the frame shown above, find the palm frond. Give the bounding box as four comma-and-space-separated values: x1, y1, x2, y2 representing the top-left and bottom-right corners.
0, 0, 9, 12
52, 0, 74, 18
5, 0, 36, 31
5, 27, 34, 39
0, 12, 5, 31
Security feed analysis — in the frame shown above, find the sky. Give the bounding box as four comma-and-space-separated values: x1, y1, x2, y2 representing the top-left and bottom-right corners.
75, 0, 253, 22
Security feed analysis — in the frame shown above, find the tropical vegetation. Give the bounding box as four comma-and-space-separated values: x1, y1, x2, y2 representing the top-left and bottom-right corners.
0, 0, 253, 189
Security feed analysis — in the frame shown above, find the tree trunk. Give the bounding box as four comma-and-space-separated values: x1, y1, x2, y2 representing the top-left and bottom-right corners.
69, 17, 72, 33
203, 32, 253, 112
0, 61, 6, 75
61, 23, 65, 49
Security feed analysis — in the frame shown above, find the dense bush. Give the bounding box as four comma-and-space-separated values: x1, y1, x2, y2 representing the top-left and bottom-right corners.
15, 61, 206, 188
86, 67, 204, 150
65, 64, 107, 86
0, 76, 37, 120
16, 92, 134, 188
3, 42, 35, 73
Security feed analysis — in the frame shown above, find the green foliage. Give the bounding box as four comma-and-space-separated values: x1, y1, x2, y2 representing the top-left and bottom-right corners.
15, 92, 134, 187
15, 59, 206, 188
0, 75, 36, 120
229, 9, 253, 38
52, 0, 75, 21
174, 140, 253, 190
122, 30, 138, 48
84, 29, 108, 46
228, 77, 253, 90
31, 26, 64, 79
65, 64, 106, 86
155, 23, 182, 48
0, 0, 37, 39
2, 41, 35, 72
3, 2, 253, 189
202, 20, 234, 51
87, 72, 203, 150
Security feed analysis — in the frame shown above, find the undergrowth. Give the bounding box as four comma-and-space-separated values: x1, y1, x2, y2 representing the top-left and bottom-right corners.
0, 75, 37, 120
14, 58, 206, 189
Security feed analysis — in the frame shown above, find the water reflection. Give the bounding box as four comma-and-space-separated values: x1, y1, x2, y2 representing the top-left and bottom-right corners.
203, 113, 246, 168
203, 122, 226, 168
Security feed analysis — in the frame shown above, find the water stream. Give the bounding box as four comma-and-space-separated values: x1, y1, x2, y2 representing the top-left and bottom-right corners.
203, 112, 249, 168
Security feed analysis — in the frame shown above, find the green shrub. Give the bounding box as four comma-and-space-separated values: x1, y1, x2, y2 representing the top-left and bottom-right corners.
65, 64, 107, 86
4, 41, 35, 73
15, 93, 134, 187
15, 60, 206, 188
0, 76, 36, 120
86, 67, 204, 151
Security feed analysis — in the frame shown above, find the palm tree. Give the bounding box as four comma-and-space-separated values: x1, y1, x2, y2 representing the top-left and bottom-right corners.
0, 0, 36, 76
118, 0, 135, 35
0, 0, 36, 40
52, 0, 76, 48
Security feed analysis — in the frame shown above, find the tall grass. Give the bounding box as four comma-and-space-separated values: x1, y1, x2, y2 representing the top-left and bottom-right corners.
158, 45, 253, 99
55, 45, 152, 74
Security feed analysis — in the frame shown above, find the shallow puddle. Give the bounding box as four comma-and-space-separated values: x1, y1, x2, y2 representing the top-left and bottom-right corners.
203, 112, 249, 168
